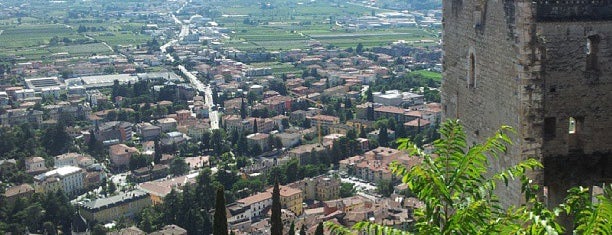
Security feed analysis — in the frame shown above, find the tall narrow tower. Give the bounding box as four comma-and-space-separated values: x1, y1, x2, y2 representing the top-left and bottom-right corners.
442, 0, 612, 207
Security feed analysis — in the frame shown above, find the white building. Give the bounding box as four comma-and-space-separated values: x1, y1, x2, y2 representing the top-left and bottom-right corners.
40, 87, 61, 99
373, 90, 425, 106
13, 89, 36, 100
373, 91, 403, 106
54, 153, 79, 167
34, 166, 84, 196
233, 191, 272, 222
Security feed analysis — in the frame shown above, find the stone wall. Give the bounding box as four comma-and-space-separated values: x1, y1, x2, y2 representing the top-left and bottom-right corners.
537, 20, 612, 206
442, 0, 612, 209
442, 0, 524, 206
534, 0, 612, 21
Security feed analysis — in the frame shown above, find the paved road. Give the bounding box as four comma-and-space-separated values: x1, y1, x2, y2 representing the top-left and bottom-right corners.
164, 5, 221, 130
178, 65, 220, 129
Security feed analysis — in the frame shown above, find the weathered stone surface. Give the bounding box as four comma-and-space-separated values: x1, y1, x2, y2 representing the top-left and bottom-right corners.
534, 0, 612, 22
442, 0, 612, 210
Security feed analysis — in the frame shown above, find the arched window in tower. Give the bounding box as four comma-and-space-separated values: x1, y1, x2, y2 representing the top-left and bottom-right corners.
586, 38, 593, 55
468, 53, 476, 88
586, 35, 600, 72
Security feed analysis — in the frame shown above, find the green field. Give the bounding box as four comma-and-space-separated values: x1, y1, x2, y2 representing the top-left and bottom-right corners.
224, 26, 438, 51
48, 43, 113, 55
0, 22, 149, 60
90, 32, 151, 47
0, 24, 91, 60
0, 24, 83, 48
216, 0, 439, 51
250, 62, 302, 75
411, 70, 442, 82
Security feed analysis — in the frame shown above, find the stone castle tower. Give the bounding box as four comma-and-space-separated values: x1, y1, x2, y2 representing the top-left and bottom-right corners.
441, 0, 612, 208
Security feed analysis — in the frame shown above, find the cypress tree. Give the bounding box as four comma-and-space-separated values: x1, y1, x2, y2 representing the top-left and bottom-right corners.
314, 222, 324, 235
288, 221, 295, 235
378, 125, 389, 147
213, 186, 228, 235
359, 125, 367, 138
240, 98, 246, 119
270, 180, 283, 235
299, 224, 306, 235
153, 139, 161, 164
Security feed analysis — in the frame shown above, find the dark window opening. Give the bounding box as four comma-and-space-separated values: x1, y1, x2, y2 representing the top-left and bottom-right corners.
544, 117, 556, 140
586, 35, 600, 72
468, 53, 475, 88
452, 0, 463, 17
549, 86, 556, 93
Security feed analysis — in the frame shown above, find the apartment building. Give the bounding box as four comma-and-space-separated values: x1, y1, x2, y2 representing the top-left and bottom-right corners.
34, 166, 85, 196
81, 190, 151, 223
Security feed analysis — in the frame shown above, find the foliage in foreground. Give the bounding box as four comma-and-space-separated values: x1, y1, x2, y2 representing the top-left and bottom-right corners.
325, 120, 611, 235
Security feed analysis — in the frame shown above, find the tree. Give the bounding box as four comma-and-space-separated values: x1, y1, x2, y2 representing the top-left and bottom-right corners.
107, 180, 117, 195
340, 183, 356, 198
91, 224, 107, 235
139, 206, 159, 233
250, 143, 262, 157
87, 130, 105, 160
284, 159, 299, 183
210, 129, 226, 156
154, 139, 162, 164
129, 154, 150, 171
213, 186, 228, 235
299, 224, 306, 235
111, 80, 120, 100
240, 98, 247, 119
170, 158, 189, 176
270, 180, 283, 235
315, 222, 324, 235
395, 122, 407, 139
365, 87, 373, 103
43, 221, 56, 235
325, 120, 612, 235
288, 221, 295, 235
376, 179, 393, 197
356, 43, 364, 55
359, 125, 367, 139
195, 168, 215, 210
201, 131, 211, 151
378, 126, 388, 147
253, 119, 258, 133
236, 133, 248, 155
41, 122, 71, 156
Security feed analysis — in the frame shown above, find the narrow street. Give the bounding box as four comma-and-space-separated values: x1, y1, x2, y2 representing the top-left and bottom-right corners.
163, 9, 220, 130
